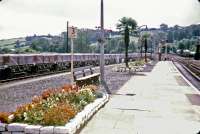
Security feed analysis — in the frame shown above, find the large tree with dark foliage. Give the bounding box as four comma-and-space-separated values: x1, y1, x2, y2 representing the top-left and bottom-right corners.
117, 17, 137, 67
141, 33, 150, 62
194, 44, 200, 60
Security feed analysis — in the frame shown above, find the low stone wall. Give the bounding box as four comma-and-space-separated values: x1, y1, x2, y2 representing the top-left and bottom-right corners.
0, 94, 109, 134
113, 64, 146, 72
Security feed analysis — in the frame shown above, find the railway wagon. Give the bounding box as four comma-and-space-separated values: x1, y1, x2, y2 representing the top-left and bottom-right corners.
0, 53, 150, 80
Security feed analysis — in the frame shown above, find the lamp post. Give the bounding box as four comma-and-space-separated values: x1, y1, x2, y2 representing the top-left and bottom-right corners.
66, 21, 69, 53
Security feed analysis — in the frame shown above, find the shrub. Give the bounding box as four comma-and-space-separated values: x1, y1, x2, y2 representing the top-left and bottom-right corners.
0, 112, 10, 123
84, 85, 98, 92
43, 103, 77, 126
24, 103, 44, 124
77, 88, 95, 107
13, 104, 29, 122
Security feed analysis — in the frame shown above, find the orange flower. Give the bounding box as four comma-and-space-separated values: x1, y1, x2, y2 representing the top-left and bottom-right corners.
72, 85, 79, 92
85, 85, 98, 92
0, 112, 10, 123
62, 84, 73, 92
32, 96, 43, 104
43, 102, 77, 126
41, 89, 55, 99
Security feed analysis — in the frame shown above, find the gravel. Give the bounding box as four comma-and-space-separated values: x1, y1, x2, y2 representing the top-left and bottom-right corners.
174, 62, 200, 90
0, 63, 156, 112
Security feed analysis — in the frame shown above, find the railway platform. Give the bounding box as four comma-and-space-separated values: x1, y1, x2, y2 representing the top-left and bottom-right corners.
80, 61, 200, 134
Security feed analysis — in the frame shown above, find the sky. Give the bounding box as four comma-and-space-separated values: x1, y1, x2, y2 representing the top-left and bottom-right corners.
0, 0, 200, 39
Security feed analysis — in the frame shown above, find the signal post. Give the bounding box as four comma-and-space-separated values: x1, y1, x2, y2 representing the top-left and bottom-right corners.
68, 25, 77, 84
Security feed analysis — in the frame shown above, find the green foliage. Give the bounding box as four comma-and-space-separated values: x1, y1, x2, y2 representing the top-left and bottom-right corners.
78, 89, 95, 104
129, 59, 145, 67
0, 48, 12, 53
117, 17, 137, 67
74, 30, 91, 53
194, 45, 200, 60
139, 30, 151, 62
24, 104, 44, 124
175, 38, 197, 54
117, 17, 137, 33
30, 38, 50, 52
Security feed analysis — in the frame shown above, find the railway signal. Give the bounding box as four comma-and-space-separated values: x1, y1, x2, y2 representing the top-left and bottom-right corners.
68, 26, 77, 84
69, 26, 78, 39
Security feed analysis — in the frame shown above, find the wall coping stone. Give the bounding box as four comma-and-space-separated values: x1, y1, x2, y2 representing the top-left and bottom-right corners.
7, 123, 28, 132
25, 125, 42, 134
0, 123, 6, 131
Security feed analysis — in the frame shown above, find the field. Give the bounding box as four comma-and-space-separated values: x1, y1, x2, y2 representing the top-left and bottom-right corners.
0, 38, 25, 49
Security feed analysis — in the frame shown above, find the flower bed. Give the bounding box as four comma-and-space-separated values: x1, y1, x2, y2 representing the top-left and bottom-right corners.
113, 59, 149, 72
0, 84, 109, 134
128, 59, 146, 67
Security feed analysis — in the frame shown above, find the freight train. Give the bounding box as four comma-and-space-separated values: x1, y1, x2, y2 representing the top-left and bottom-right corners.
0, 53, 150, 80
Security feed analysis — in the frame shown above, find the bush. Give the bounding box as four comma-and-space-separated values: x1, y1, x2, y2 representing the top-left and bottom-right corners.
13, 104, 30, 122
84, 85, 98, 92
10, 84, 99, 126
78, 88, 95, 103
24, 104, 44, 124
0, 112, 10, 123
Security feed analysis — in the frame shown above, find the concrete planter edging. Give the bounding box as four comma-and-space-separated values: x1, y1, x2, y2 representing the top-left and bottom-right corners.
0, 93, 109, 134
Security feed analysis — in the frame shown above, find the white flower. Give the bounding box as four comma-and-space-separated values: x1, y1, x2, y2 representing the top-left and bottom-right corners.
8, 114, 14, 122
23, 112, 28, 121
31, 104, 35, 108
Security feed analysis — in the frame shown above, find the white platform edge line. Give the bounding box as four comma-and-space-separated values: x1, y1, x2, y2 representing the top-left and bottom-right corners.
172, 61, 200, 94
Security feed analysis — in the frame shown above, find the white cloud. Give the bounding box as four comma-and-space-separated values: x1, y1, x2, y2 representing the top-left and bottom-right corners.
0, 0, 199, 39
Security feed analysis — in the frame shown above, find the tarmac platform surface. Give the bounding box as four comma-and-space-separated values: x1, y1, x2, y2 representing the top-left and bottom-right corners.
80, 61, 200, 134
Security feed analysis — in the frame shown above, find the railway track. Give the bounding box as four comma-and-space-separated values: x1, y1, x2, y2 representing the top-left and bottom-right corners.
171, 55, 200, 81
0, 70, 69, 83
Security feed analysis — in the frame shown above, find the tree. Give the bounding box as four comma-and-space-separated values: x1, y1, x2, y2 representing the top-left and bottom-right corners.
1, 48, 11, 54
141, 33, 151, 62
178, 42, 185, 54
117, 17, 137, 67
194, 44, 200, 60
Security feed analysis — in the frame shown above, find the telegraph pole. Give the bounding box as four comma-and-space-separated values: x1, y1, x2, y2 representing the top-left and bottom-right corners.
66, 21, 69, 53
99, 0, 111, 94
100, 0, 105, 83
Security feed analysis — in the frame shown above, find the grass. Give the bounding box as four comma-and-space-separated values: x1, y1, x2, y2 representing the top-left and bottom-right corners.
0, 38, 25, 49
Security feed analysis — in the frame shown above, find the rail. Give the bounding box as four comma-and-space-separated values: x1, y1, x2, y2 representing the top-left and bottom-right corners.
170, 55, 200, 81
